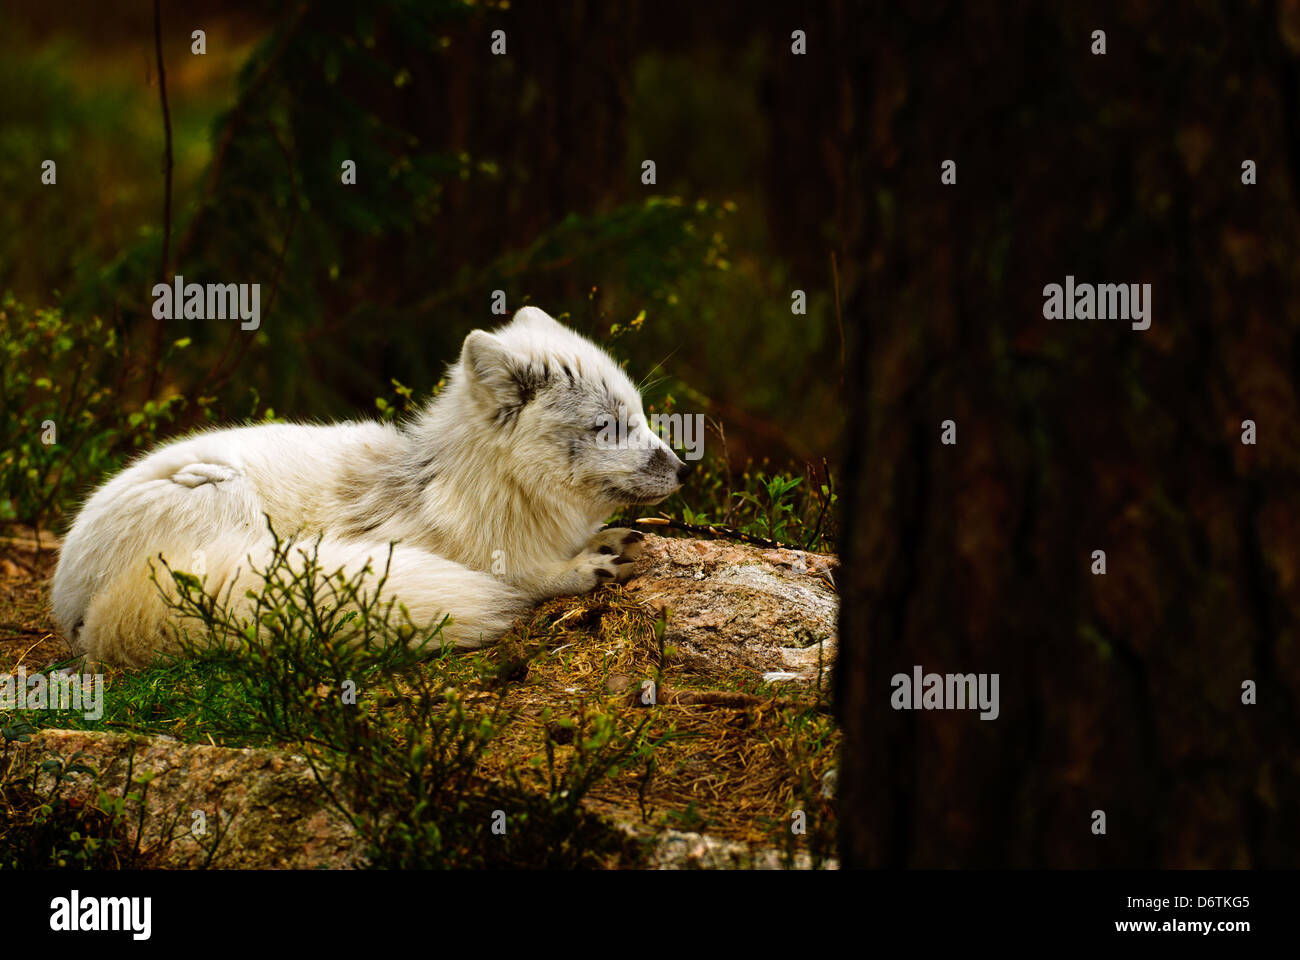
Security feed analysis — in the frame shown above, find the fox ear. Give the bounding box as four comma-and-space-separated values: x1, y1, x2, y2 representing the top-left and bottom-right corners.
460, 330, 524, 408
511, 306, 562, 329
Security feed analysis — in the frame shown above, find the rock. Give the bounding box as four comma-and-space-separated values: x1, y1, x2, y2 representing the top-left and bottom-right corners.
13, 729, 363, 869
624, 536, 838, 685
644, 829, 837, 870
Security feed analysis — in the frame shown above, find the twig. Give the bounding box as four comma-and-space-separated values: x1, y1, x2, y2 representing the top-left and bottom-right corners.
0, 627, 49, 642
634, 516, 793, 550
805, 456, 833, 551
147, 0, 175, 400
707, 416, 733, 526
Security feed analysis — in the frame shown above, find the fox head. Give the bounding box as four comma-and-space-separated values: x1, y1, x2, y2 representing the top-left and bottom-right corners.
447, 306, 690, 510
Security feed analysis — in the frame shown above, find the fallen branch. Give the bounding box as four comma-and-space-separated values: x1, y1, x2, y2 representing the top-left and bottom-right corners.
633, 517, 791, 551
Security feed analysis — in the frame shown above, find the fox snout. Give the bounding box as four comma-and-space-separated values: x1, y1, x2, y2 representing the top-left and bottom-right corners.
649, 446, 691, 485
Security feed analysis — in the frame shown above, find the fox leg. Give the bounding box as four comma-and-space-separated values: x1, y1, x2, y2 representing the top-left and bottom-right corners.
522, 529, 646, 599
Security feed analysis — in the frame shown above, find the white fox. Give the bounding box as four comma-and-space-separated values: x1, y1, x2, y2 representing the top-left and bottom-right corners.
51, 307, 689, 668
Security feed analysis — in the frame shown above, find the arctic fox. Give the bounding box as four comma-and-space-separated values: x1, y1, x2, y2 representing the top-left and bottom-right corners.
51, 306, 690, 668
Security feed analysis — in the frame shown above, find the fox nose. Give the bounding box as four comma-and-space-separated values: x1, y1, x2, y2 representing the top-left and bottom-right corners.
676, 460, 695, 482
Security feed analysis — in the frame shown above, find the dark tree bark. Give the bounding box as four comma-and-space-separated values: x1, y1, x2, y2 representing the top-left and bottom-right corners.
838, 1, 1300, 867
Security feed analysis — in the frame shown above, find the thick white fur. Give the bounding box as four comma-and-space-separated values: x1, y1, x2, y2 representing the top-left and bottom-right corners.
51, 307, 686, 668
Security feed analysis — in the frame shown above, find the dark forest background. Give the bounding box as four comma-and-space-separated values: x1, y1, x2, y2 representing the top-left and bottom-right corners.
0, 0, 849, 462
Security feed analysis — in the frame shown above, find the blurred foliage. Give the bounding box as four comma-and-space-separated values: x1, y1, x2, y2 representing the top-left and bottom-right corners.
0, 296, 203, 532
0, 0, 843, 545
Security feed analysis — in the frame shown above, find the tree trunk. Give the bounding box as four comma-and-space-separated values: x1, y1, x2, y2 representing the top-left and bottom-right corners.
838, 1, 1300, 868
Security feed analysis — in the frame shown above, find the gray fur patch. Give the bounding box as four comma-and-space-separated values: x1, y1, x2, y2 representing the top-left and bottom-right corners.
334, 455, 427, 540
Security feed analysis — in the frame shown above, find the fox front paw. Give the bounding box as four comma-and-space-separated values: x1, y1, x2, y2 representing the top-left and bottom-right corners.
526, 530, 646, 599
571, 549, 638, 590
535, 540, 641, 599
584, 527, 646, 560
